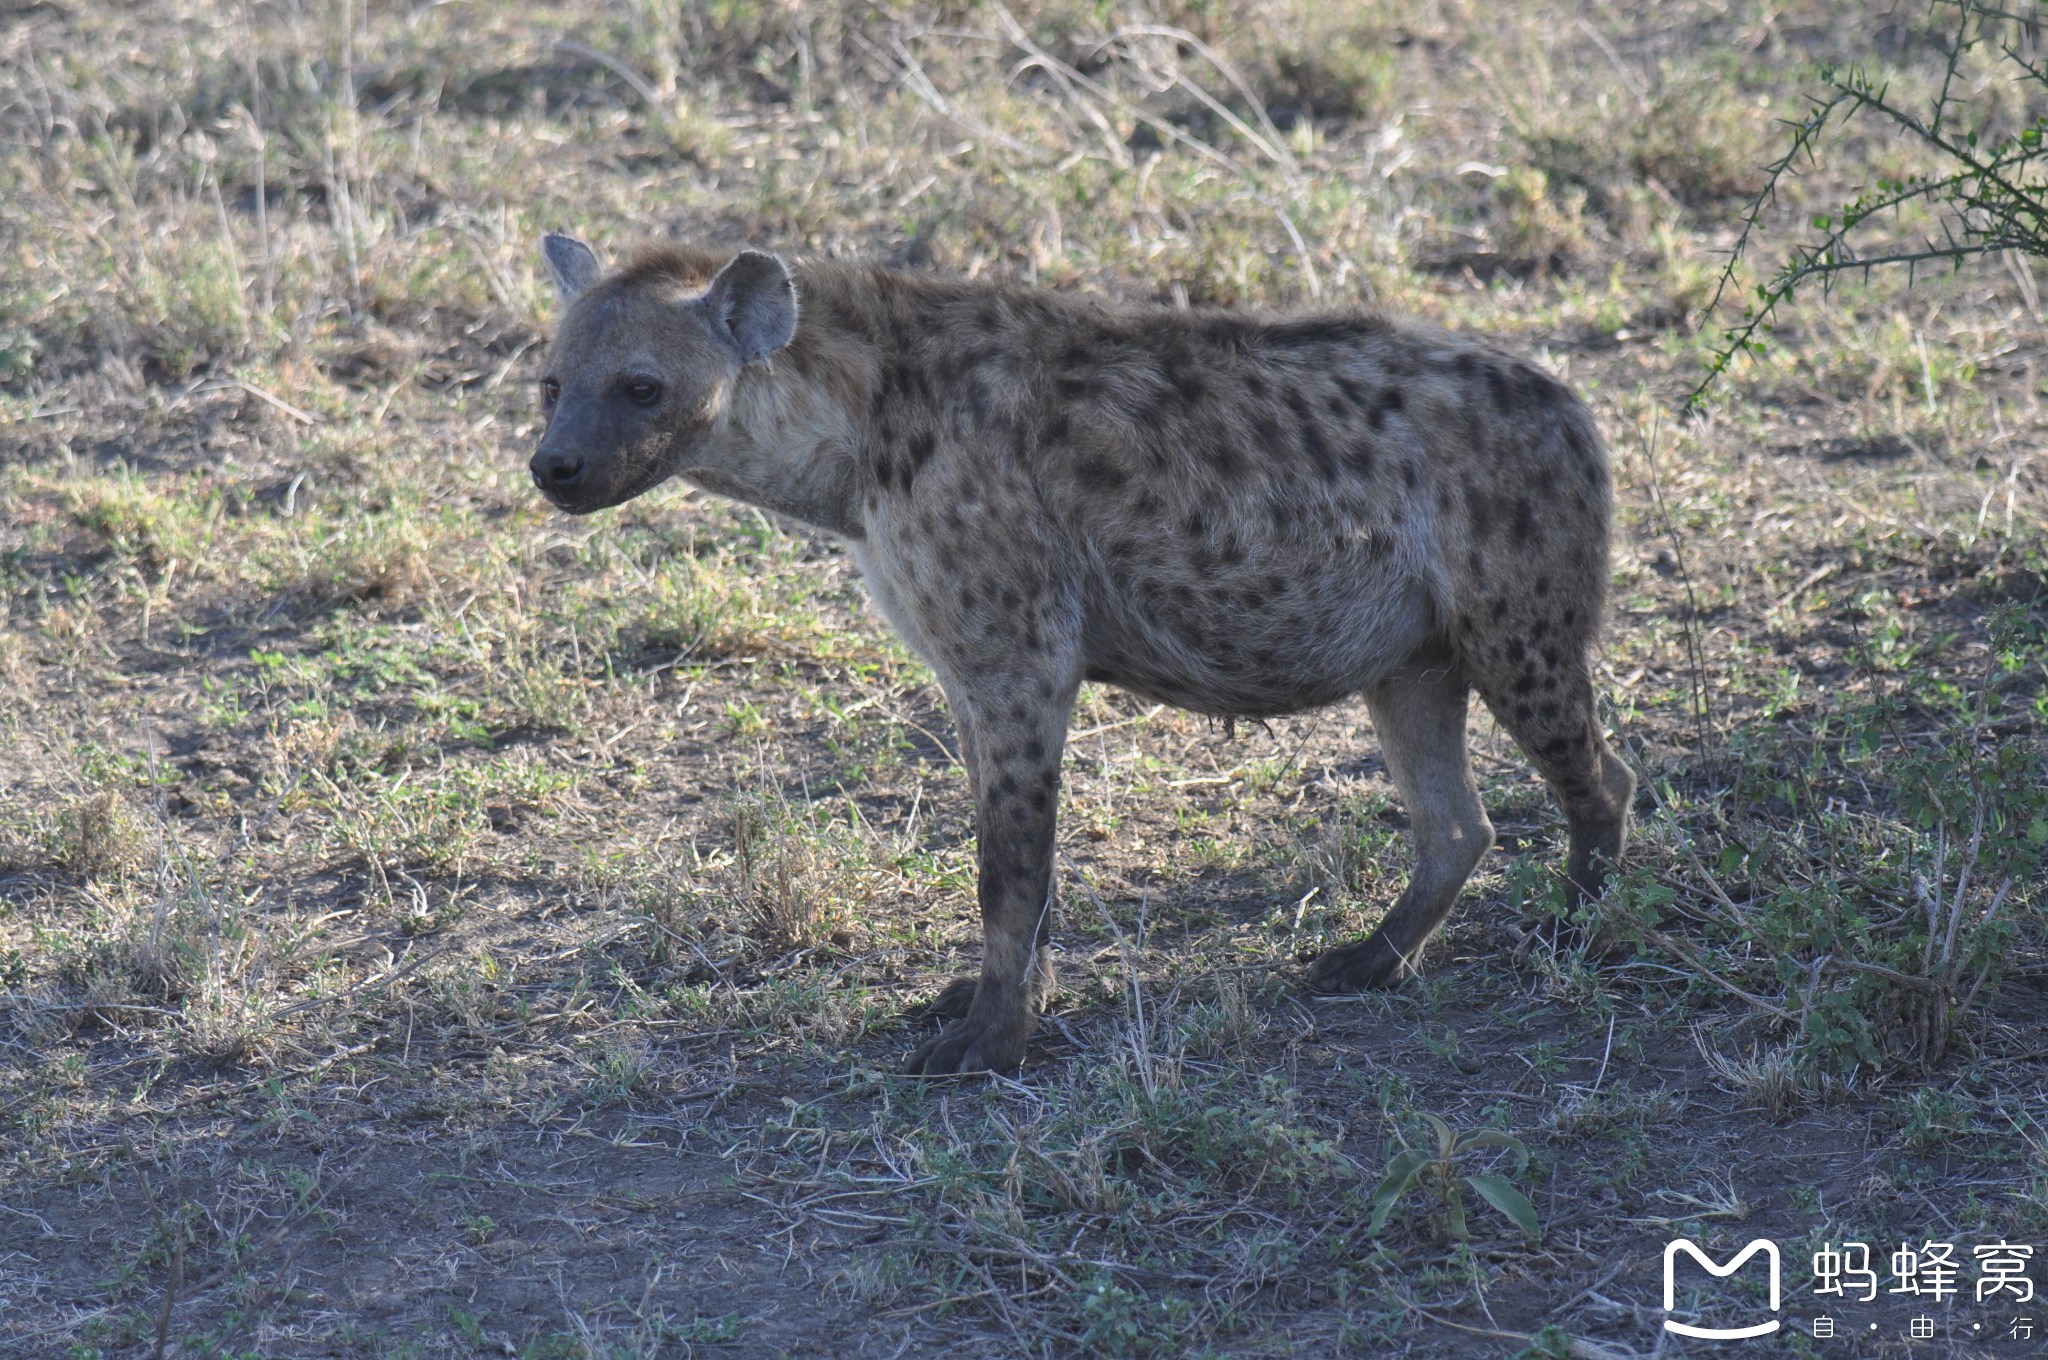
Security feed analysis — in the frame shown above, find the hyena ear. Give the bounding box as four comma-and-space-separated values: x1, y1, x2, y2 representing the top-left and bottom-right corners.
542, 233, 603, 302
703, 250, 797, 365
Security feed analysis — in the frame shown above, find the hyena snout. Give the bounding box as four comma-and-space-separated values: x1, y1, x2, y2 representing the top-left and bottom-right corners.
529, 446, 587, 496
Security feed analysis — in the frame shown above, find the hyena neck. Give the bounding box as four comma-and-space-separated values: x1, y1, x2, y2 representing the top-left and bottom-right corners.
693, 296, 876, 540
688, 395, 862, 539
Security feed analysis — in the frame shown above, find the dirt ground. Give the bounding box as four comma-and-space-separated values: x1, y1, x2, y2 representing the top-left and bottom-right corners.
3, 1, 2047, 1356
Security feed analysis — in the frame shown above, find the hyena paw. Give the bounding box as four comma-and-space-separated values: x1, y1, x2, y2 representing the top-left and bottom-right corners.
1306, 935, 1412, 992
903, 1017, 1028, 1077
920, 957, 1056, 1021
924, 976, 980, 1019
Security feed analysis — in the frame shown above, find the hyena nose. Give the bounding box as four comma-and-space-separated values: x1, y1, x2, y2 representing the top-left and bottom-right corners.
530, 451, 586, 492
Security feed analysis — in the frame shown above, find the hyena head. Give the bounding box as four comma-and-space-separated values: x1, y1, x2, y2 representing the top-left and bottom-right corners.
530, 234, 797, 514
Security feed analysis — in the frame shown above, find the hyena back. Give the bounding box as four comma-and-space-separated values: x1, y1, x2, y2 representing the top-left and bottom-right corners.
532, 234, 1634, 1076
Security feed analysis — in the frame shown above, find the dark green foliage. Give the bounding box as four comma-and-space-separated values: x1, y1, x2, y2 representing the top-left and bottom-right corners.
1695, 0, 2048, 403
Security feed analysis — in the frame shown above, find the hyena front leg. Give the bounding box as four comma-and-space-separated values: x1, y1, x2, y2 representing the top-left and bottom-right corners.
906, 665, 1077, 1075
923, 678, 1058, 1022
1309, 655, 1495, 990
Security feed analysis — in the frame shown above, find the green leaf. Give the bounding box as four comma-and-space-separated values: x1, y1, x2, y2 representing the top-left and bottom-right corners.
1367, 1148, 1435, 1236
1420, 1112, 1457, 1157
1453, 1129, 1531, 1167
1465, 1173, 1541, 1239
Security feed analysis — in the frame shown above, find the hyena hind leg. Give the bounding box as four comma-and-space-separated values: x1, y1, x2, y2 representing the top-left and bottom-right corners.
1475, 668, 1635, 911
1308, 657, 1495, 992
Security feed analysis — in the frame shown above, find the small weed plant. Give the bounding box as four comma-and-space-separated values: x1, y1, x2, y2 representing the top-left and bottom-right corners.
1368, 1112, 1541, 1244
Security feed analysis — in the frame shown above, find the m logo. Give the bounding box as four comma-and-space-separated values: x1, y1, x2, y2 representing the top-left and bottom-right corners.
1663, 1238, 1782, 1340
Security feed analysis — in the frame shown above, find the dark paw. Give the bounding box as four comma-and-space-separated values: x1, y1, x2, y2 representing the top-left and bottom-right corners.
904, 1018, 1027, 1077
920, 955, 1056, 1021
1306, 935, 1412, 992
924, 976, 980, 1020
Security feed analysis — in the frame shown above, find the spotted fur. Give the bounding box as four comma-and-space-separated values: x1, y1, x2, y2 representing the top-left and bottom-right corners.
531, 235, 1635, 1075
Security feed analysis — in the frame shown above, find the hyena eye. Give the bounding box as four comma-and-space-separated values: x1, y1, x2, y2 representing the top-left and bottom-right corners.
540, 378, 560, 408
623, 378, 663, 407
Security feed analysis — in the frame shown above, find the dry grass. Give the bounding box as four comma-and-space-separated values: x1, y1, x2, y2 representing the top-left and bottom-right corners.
3, 1, 2046, 1356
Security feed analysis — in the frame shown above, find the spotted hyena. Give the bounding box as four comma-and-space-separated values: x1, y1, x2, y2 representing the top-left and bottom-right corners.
530, 233, 1635, 1076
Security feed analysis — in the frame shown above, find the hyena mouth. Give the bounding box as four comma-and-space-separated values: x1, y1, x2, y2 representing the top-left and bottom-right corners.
540, 458, 673, 516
